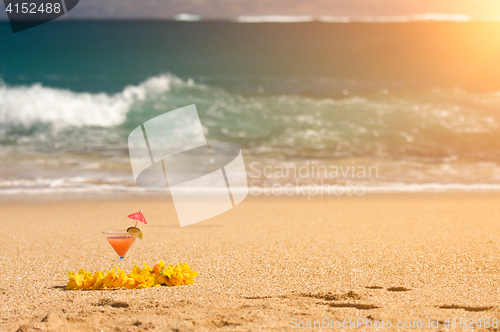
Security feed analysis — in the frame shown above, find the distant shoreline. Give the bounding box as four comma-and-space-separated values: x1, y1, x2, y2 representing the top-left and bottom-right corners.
2, 14, 500, 24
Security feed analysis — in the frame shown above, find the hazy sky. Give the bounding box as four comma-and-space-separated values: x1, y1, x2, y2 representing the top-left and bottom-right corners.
2, 0, 500, 20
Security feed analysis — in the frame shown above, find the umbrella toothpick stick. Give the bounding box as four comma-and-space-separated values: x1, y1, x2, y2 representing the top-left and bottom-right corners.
135, 209, 142, 227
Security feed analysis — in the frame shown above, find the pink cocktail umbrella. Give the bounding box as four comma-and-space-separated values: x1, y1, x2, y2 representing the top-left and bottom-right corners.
128, 209, 147, 228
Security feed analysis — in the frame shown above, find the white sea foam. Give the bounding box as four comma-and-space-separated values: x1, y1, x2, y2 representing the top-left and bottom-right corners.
362, 183, 500, 192
409, 13, 471, 22
174, 13, 202, 21
235, 13, 495, 23
238, 15, 315, 23
3, 182, 500, 194
316, 16, 351, 23
248, 183, 500, 195
0, 185, 147, 195
353, 13, 471, 22
0, 74, 186, 128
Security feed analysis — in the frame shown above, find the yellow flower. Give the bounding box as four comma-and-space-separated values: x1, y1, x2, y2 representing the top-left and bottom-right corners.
81, 270, 95, 289
143, 263, 153, 272
139, 271, 155, 288
152, 260, 165, 275
66, 261, 197, 290
101, 269, 116, 289
163, 266, 174, 278
129, 265, 155, 288
180, 263, 198, 277
92, 271, 105, 290
66, 268, 98, 290
168, 274, 183, 286
66, 271, 82, 290
172, 264, 183, 274
156, 274, 168, 285
124, 277, 138, 289
129, 265, 141, 277
110, 267, 128, 288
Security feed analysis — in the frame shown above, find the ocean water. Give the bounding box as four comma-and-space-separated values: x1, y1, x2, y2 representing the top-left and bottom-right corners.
1, 21, 500, 193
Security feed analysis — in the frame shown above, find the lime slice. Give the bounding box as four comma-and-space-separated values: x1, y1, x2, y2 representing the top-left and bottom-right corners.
127, 227, 143, 239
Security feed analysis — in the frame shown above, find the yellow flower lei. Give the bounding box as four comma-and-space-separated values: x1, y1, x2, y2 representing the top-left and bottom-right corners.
66, 261, 198, 290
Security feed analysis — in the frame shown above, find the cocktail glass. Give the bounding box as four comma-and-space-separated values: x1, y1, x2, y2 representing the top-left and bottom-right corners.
102, 230, 138, 267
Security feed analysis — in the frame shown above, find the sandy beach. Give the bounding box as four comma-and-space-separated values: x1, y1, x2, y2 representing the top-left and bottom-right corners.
1, 192, 499, 331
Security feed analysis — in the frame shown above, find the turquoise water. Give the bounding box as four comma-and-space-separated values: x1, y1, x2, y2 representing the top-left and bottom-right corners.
1, 21, 500, 192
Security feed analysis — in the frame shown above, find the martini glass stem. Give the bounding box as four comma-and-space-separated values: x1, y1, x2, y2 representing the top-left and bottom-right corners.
119, 256, 124, 270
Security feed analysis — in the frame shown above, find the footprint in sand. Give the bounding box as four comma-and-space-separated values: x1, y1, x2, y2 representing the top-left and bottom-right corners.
387, 287, 411, 292
439, 305, 493, 312
301, 292, 379, 310
93, 299, 129, 308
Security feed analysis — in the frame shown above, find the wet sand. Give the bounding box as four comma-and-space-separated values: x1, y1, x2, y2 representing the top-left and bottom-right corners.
1, 192, 499, 331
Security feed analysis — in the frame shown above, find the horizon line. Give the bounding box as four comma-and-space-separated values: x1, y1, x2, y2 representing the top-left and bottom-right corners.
2, 13, 500, 23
